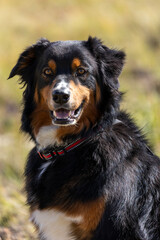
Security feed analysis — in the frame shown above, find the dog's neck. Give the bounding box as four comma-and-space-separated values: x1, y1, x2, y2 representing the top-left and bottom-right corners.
35, 124, 84, 151
36, 125, 62, 151
35, 114, 120, 151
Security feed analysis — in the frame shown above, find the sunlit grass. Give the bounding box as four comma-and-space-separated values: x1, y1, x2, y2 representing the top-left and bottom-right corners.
0, 0, 160, 237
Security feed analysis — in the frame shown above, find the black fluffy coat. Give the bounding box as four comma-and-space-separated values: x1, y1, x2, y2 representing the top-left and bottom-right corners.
9, 37, 160, 240
25, 111, 160, 240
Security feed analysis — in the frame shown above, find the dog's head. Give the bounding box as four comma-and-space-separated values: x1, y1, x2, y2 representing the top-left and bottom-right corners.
9, 37, 125, 141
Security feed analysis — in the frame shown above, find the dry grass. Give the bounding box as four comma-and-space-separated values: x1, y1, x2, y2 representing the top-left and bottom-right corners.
0, 0, 160, 238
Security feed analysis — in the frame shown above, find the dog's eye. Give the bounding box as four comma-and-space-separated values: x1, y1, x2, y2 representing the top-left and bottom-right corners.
76, 68, 86, 76
43, 68, 53, 76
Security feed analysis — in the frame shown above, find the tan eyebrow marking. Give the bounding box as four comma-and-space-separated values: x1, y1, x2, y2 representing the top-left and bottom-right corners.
71, 58, 81, 71
48, 59, 56, 72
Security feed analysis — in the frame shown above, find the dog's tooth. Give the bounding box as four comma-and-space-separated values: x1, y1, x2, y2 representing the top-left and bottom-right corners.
53, 111, 57, 117
71, 110, 75, 116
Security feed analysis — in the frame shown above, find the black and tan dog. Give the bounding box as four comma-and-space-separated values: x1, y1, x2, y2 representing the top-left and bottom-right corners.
9, 37, 160, 240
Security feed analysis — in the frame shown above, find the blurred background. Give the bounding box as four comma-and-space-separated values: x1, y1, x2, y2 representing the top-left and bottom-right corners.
0, 0, 160, 238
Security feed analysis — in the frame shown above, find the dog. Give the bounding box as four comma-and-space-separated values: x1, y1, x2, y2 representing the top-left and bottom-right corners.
9, 37, 160, 240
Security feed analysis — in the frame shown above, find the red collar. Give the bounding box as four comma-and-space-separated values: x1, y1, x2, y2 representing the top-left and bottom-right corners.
37, 137, 88, 161
37, 119, 122, 161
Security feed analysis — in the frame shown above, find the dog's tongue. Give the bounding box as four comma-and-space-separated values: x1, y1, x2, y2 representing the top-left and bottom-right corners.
54, 109, 71, 119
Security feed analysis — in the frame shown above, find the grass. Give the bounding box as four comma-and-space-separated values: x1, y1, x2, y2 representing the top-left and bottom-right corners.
0, 0, 160, 238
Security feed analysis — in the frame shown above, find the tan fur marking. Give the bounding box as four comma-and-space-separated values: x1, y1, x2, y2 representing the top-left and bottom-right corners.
71, 226, 92, 240
53, 197, 105, 240
71, 58, 81, 71
31, 106, 52, 136
69, 197, 105, 232
30, 189, 105, 239
40, 85, 51, 104
48, 59, 56, 73
56, 81, 100, 140
32, 80, 100, 141
34, 86, 39, 103
96, 82, 101, 103
31, 86, 52, 135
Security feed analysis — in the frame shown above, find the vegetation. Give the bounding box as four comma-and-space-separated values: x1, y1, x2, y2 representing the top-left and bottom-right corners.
0, 0, 160, 238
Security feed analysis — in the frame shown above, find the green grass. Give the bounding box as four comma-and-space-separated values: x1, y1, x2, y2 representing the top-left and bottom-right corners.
0, 0, 160, 237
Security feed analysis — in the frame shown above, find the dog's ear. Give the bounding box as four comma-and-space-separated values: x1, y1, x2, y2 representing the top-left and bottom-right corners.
8, 38, 50, 84
86, 36, 125, 89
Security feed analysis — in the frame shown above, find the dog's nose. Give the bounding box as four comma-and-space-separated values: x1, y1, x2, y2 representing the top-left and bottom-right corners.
52, 89, 70, 104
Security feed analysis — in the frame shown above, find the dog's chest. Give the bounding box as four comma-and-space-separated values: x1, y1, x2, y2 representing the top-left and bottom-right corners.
36, 125, 59, 150
31, 209, 82, 240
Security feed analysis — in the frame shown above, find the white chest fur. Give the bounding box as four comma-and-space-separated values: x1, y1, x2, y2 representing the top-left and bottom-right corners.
36, 125, 59, 150
31, 209, 82, 240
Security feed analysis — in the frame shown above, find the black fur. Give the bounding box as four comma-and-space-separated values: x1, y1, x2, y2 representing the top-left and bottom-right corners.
8, 38, 50, 139
9, 37, 160, 240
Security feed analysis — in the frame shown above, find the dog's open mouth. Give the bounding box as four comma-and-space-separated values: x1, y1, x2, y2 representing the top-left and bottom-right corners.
50, 101, 84, 125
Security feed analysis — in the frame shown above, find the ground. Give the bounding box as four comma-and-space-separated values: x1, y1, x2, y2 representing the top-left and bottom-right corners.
0, 0, 160, 238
